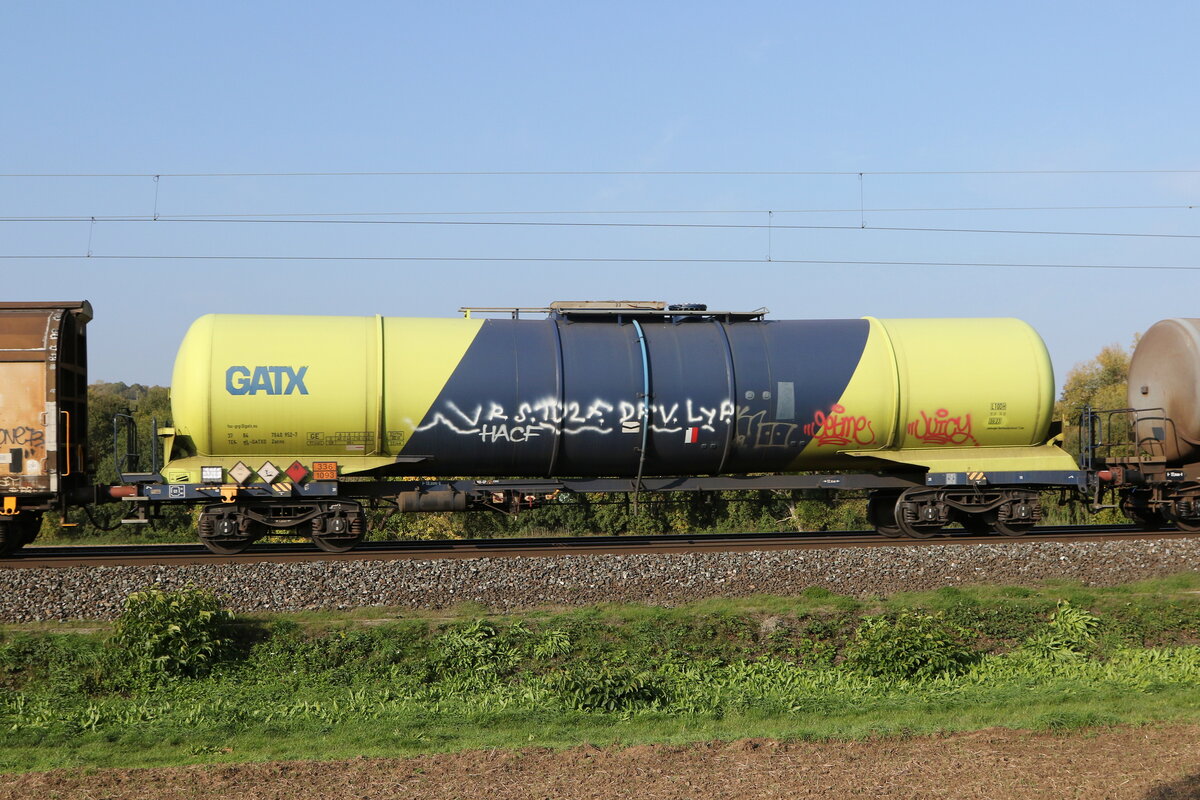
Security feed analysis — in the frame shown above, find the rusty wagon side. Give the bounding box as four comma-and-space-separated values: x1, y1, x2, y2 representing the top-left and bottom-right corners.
0, 301, 91, 553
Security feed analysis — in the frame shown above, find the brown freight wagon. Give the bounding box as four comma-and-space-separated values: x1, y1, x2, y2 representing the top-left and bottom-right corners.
0, 301, 91, 553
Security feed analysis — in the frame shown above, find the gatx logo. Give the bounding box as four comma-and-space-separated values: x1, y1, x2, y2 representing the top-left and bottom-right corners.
226, 366, 309, 395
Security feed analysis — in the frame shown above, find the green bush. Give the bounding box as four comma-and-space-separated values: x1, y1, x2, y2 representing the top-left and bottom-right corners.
1021, 600, 1100, 661
432, 619, 521, 679
841, 611, 979, 681
112, 586, 233, 680
550, 662, 666, 712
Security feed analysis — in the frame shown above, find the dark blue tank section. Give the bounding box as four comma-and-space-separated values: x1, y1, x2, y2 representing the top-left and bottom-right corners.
724, 319, 870, 472
554, 321, 643, 476
634, 320, 732, 476
402, 316, 871, 478
403, 320, 559, 475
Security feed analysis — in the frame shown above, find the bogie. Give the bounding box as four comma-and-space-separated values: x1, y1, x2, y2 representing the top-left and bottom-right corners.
196, 501, 366, 554
866, 488, 1041, 540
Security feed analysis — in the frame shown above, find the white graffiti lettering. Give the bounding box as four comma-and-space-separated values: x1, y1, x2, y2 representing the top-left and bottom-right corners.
412, 395, 739, 441
447, 401, 482, 428
479, 424, 544, 443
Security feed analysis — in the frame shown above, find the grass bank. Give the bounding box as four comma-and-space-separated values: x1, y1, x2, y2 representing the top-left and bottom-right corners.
1, 575, 1198, 772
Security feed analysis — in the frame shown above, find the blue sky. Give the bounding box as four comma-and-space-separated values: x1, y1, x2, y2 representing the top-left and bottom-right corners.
2, 2, 1198, 387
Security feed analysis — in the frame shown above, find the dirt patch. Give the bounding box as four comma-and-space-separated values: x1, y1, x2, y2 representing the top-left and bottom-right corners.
4, 725, 1199, 800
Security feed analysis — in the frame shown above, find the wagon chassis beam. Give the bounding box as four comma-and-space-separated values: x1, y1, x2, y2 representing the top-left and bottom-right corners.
128, 469, 1085, 510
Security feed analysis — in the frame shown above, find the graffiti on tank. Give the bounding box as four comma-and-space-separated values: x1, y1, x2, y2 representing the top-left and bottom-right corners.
803, 404, 875, 447
907, 409, 979, 446
734, 407, 802, 449
412, 396, 735, 441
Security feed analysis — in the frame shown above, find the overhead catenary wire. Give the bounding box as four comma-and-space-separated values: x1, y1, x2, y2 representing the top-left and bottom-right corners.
4, 214, 1200, 241
5, 171, 1197, 274
2, 204, 1194, 219
3, 169, 1200, 177
2, 253, 1199, 271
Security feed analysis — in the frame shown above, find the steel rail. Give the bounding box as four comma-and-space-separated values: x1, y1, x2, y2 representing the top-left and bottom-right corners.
0, 525, 1191, 569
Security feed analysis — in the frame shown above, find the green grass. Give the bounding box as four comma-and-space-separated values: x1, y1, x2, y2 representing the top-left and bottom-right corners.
2, 575, 1199, 773
2, 668, 1197, 773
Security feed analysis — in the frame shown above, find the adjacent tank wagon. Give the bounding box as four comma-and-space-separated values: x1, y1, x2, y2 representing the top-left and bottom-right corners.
1087, 318, 1200, 531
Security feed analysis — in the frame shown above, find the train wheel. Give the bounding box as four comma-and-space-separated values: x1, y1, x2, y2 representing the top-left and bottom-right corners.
1120, 494, 1164, 531
895, 515, 946, 539
992, 504, 1036, 537
311, 535, 362, 554
1165, 509, 1200, 532
991, 494, 1041, 537
201, 537, 255, 555
895, 492, 949, 539
867, 493, 903, 538
992, 517, 1035, 537
311, 510, 365, 553
197, 511, 256, 555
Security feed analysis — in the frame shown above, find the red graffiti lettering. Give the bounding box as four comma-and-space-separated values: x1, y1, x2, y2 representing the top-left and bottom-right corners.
907, 409, 978, 446
803, 404, 876, 447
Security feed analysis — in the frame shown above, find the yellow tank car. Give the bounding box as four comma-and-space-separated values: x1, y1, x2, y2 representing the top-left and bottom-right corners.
152, 303, 1082, 550
163, 312, 1075, 481
797, 317, 1075, 474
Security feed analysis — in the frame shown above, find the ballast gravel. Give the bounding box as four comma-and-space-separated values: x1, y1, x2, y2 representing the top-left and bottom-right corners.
2, 538, 1199, 622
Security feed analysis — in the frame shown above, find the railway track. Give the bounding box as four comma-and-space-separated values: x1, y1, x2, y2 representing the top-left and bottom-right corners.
1, 524, 1191, 569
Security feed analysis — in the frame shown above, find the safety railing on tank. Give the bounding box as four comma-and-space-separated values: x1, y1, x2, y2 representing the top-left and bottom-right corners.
1078, 405, 1172, 472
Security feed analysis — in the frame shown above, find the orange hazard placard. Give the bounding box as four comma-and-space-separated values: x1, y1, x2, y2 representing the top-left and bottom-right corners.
312, 461, 338, 481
